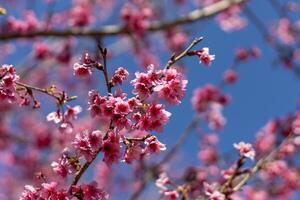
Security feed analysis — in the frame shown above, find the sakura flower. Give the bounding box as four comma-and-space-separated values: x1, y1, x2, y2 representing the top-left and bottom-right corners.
156, 173, 171, 191
144, 135, 166, 154
51, 151, 76, 178
191, 84, 229, 113
203, 182, 225, 200
20, 185, 38, 200
73, 53, 97, 77
73, 63, 93, 77
111, 67, 129, 85
73, 130, 103, 162
223, 69, 238, 84
81, 182, 109, 200
46, 111, 62, 124
69, 4, 93, 27
33, 42, 50, 60
163, 190, 179, 200
234, 142, 255, 160
124, 141, 143, 163
102, 131, 121, 165
196, 47, 215, 66
0, 64, 19, 103
154, 68, 188, 105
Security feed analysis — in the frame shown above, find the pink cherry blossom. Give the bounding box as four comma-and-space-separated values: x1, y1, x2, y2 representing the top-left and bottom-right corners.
196, 47, 215, 66
233, 141, 255, 160
111, 67, 129, 86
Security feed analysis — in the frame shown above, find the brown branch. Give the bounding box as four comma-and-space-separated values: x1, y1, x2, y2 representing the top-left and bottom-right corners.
194, 134, 295, 200
164, 37, 203, 69
0, 0, 246, 41
232, 133, 294, 192
16, 81, 77, 102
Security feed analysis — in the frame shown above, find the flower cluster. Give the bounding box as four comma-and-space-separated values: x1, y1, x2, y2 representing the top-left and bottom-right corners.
131, 65, 188, 104
88, 90, 171, 132
203, 182, 225, 200
47, 105, 82, 133
73, 130, 104, 162
191, 84, 229, 130
124, 135, 166, 163
111, 67, 129, 86
235, 46, 261, 61
51, 150, 77, 178
20, 181, 108, 200
6, 11, 40, 34
155, 173, 179, 200
73, 53, 98, 77
0, 64, 19, 103
121, 4, 153, 36
20, 182, 69, 200
71, 181, 109, 200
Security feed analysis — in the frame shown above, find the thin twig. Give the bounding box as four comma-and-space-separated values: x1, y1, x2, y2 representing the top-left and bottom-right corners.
164, 37, 203, 69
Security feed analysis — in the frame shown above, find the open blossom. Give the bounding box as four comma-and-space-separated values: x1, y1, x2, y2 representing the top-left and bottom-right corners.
206, 103, 226, 130
163, 190, 179, 200
191, 84, 229, 113
80, 182, 109, 200
137, 104, 171, 132
40, 182, 69, 199
204, 182, 225, 200
73, 53, 97, 77
51, 150, 76, 178
234, 142, 255, 160
111, 67, 129, 85
73, 130, 103, 162
131, 65, 161, 100
124, 141, 144, 163
144, 135, 166, 154
0, 64, 19, 103
47, 105, 81, 133
196, 47, 215, 66
102, 131, 121, 165
156, 173, 171, 191
154, 68, 188, 104
47, 106, 81, 124
20, 185, 38, 200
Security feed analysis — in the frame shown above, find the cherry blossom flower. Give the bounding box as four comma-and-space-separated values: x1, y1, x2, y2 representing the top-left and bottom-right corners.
223, 69, 238, 84
156, 173, 171, 191
80, 181, 109, 200
163, 190, 179, 200
0, 64, 19, 103
234, 142, 255, 160
144, 135, 166, 154
196, 48, 215, 66
20, 185, 38, 200
111, 67, 129, 86
154, 68, 188, 105
203, 182, 225, 200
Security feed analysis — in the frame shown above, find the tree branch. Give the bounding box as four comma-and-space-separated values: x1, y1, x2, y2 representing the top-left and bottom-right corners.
0, 0, 246, 41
